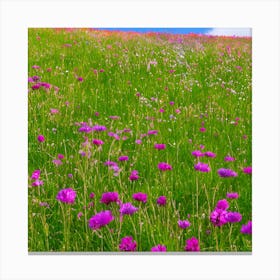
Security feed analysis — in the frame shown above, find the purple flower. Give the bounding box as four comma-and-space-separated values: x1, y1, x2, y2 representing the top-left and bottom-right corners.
151, 244, 167, 252
104, 161, 118, 167
77, 77, 83, 82
170, 101, 175, 106
154, 143, 166, 150
224, 155, 235, 162
185, 237, 200, 251
243, 166, 252, 174
218, 168, 238, 178
92, 125, 107, 131
147, 130, 158, 135
132, 192, 147, 203
156, 196, 166, 206
129, 170, 139, 181
89, 192, 95, 199
210, 209, 228, 227
216, 199, 229, 210
78, 124, 92, 133
100, 192, 119, 205
88, 210, 114, 230
178, 220, 191, 229
158, 162, 172, 171
194, 162, 211, 172
56, 188, 76, 204
120, 203, 138, 216
32, 75, 40, 81
92, 139, 104, 146
77, 212, 83, 220
31, 179, 44, 187
32, 83, 41, 90
240, 220, 252, 234
200, 127, 206, 133
31, 169, 41, 180
135, 139, 142, 145
37, 134, 45, 142
53, 159, 63, 166
119, 155, 129, 161
226, 192, 239, 199
32, 65, 40, 69
57, 154, 64, 159
225, 212, 242, 223
204, 151, 216, 158
119, 236, 137, 251
50, 108, 59, 114
192, 150, 204, 157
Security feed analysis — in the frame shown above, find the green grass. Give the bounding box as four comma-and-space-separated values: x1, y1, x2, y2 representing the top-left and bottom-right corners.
28, 28, 252, 252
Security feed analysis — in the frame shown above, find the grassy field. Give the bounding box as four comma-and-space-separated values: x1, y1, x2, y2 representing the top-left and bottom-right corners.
28, 28, 252, 252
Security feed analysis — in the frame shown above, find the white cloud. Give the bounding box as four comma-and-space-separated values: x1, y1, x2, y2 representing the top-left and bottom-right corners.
206, 28, 252, 37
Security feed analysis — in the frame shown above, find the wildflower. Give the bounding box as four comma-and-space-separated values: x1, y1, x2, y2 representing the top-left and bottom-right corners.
132, 192, 147, 203
225, 212, 242, 223
56, 188, 76, 204
31, 169, 41, 180
120, 203, 138, 216
32, 65, 40, 69
32, 75, 40, 81
104, 161, 118, 167
151, 244, 167, 252
50, 108, 59, 114
243, 166, 252, 174
192, 150, 204, 157
178, 220, 191, 229
194, 162, 210, 172
92, 125, 107, 131
57, 154, 64, 159
39, 202, 49, 208
226, 192, 239, 199
119, 155, 129, 161
204, 151, 216, 158
53, 159, 62, 166
158, 162, 172, 171
210, 208, 228, 227
119, 236, 137, 251
135, 139, 142, 144
88, 210, 114, 230
78, 124, 92, 133
169, 101, 174, 106
100, 192, 119, 205
200, 127, 206, 132
77, 77, 83, 82
156, 196, 166, 206
216, 199, 229, 210
77, 212, 83, 220
129, 170, 139, 181
159, 108, 165, 113
37, 134, 45, 142
224, 155, 235, 162
175, 109, 181, 114
92, 139, 104, 146
68, 173, 73, 179
240, 220, 252, 234
147, 130, 158, 135
218, 168, 238, 178
89, 192, 95, 199
185, 237, 200, 251
31, 179, 44, 187
154, 143, 166, 150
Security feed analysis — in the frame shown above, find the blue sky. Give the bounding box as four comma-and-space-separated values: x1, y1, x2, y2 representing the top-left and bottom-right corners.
95, 28, 251, 37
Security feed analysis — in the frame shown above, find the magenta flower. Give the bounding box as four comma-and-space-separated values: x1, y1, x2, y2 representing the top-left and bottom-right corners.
129, 170, 139, 181
31, 169, 41, 180
88, 210, 114, 230
109, 115, 120, 120
243, 166, 252, 174
210, 208, 228, 227
240, 220, 252, 234
57, 154, 64, 159
53, 159, 62, 166
159, 108, 165, 113
185, 237, 200, 251
119, 155, 129, 161
204, 151, 216, 158
77, 212, 83, 220
156, 196, 166, 206
147, 130, 158, 135
169, 101, 175, 106
104, 161, 118, 167
37, 134, 45, 142
135, 139, 142, 145
77, 77, 83, 82
194, 162, 211, 172
120, 203, 138, 216
100, 192, 119, 205
218, 168, 238, 178
132, 192, 147, 203
226, 192, 239, 199
151, 244, 167, 252
32, 75, 40, 81
178, 220, 191, 229
89, 192, 95, 199
154, 143, 166, 150
224, 155, 235, 162
158, 162, 172, 171
225, 212, 242, 223
216, 199, 229, 210
32, 65, 40, 69
200, 127, 206, 133
56, 188, 76, 204
92, 139, 104, 146
119, 236, 137, 251
50, 108, 59, 114
78, 124, 92, 133
31, 179, 44, 187
192, 150, 204, 157
92, 125, 107, 131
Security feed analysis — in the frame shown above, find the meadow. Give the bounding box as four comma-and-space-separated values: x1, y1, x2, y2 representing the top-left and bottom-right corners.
28, 28, 252, 252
